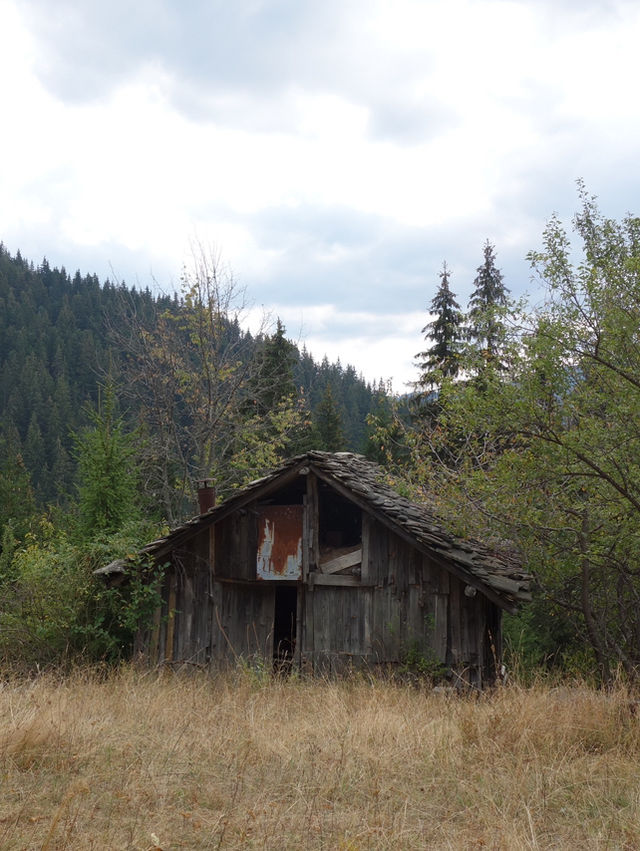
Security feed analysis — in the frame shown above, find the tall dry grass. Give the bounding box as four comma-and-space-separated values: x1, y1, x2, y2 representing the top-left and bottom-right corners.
1, 667, 639, 850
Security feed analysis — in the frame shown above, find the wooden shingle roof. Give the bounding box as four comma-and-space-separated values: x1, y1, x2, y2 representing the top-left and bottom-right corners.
97, 451, 532, 611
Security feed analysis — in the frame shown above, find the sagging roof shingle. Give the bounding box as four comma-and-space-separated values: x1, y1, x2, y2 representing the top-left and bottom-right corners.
97, 451, 533, 611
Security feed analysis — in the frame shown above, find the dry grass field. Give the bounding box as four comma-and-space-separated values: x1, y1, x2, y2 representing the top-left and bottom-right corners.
1, 667, 640, 850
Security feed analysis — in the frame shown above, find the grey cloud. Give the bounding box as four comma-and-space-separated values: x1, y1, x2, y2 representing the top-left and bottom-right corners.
238, 203, 533, 316
366, 96, 457, 144
21, 0, 365, 105
20, 0, 454, 145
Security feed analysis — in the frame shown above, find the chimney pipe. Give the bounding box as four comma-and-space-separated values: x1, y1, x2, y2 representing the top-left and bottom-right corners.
197, 479, 216, 514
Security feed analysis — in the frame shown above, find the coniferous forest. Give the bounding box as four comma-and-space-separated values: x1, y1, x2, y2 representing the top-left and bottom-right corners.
0, 244, 386, 515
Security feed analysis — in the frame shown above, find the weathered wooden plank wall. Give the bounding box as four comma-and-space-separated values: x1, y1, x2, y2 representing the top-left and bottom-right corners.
208, 580, 275, 665
137, 480, 501, 685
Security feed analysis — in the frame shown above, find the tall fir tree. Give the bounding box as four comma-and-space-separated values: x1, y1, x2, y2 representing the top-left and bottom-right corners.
415, 261, 463, 390
467, 240, 510, 370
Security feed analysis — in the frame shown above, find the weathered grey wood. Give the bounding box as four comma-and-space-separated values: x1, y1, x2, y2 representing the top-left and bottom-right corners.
367, 517, 388, 586
129, 453, 511, 685
310, 574, 361, 587
302, 583, 314, 671
361, 512, 370, 583
447, 576, 462, 672
306, 473, 320, 570
148, 601, 162, 666
319, 547, 362, 574
165, 571, 177, 662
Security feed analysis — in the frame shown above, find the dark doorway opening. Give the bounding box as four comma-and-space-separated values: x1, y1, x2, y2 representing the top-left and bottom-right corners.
273, 586, 297, 673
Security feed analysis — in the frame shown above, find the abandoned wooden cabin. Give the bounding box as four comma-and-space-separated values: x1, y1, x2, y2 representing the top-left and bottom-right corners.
98, 451, 532, 686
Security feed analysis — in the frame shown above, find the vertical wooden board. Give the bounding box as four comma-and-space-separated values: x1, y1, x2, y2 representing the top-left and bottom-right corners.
303, 585, 314, 658
182, 572, 194, 660
246, 508, 258, 579
312, 587, 332, 653
432, 593, 448, 663
327, 588, 341, 654
421, 553, 449, 664
459, 587, 480, 686
165, 571, 177, 662
214, 513, 254, 580
447, 577, 462, 669
370, 588, 383, 662
209, 580, 226, 664
295, 584, 304, 668
213, 516, 230, 578
406, 584, 425, 647
371, 585, 400, 662
244, 584, 275, 660
424, 555, 450, 596
474, 597, 487, 689
483, 600, 502, 681
389, 533, 412, 600
302, 496, 310, 582
339, 588, 360, 656
149, 604, 162, 666
306, 473, 320, 569
190, 566, 205, 663
360, 586, 372, 656
361, 512, 370, 583
367, 518, 389, 586
209, 524, 216, 573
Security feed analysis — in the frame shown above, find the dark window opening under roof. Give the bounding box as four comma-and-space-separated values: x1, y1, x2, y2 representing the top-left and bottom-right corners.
318, 481, 362, 551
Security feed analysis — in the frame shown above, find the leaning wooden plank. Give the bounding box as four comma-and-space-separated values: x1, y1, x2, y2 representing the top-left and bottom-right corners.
319, 547, 363, 574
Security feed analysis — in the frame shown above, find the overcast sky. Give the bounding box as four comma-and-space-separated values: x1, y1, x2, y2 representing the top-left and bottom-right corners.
2, 0, 639, 388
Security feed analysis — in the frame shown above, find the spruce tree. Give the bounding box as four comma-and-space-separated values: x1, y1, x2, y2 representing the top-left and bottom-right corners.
415, 261, 463, 390
467, 241, 510, 369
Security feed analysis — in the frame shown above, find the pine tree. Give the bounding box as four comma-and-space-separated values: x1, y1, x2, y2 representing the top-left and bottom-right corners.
467, 241, 510, 369
415, 261, 463, 389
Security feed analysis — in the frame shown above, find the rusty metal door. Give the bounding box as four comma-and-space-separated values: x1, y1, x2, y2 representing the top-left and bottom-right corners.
256, 505, 303, 580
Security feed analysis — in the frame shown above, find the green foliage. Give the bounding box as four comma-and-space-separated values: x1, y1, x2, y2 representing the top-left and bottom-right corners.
415, 261, 464, 391
502, 601, 594, 682
408, 185, 640, 684
0, 517, 163, 671
0, 429, 35, 548
467, 240, 512, 374
398, 640, 447, 683
74, 380, 140, 537
313, 384, 345, 451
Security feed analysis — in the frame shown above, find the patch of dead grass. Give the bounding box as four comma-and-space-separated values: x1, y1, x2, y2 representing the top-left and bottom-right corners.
1, 668, 639, 849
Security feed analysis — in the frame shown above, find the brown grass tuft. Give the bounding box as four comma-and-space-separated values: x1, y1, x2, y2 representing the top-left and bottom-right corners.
1, 668, 639, 848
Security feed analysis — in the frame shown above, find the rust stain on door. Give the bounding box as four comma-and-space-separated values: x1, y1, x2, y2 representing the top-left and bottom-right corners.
257, 505, 303, 580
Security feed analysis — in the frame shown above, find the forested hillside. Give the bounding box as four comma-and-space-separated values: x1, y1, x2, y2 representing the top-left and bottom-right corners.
0, 244, 386, 518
